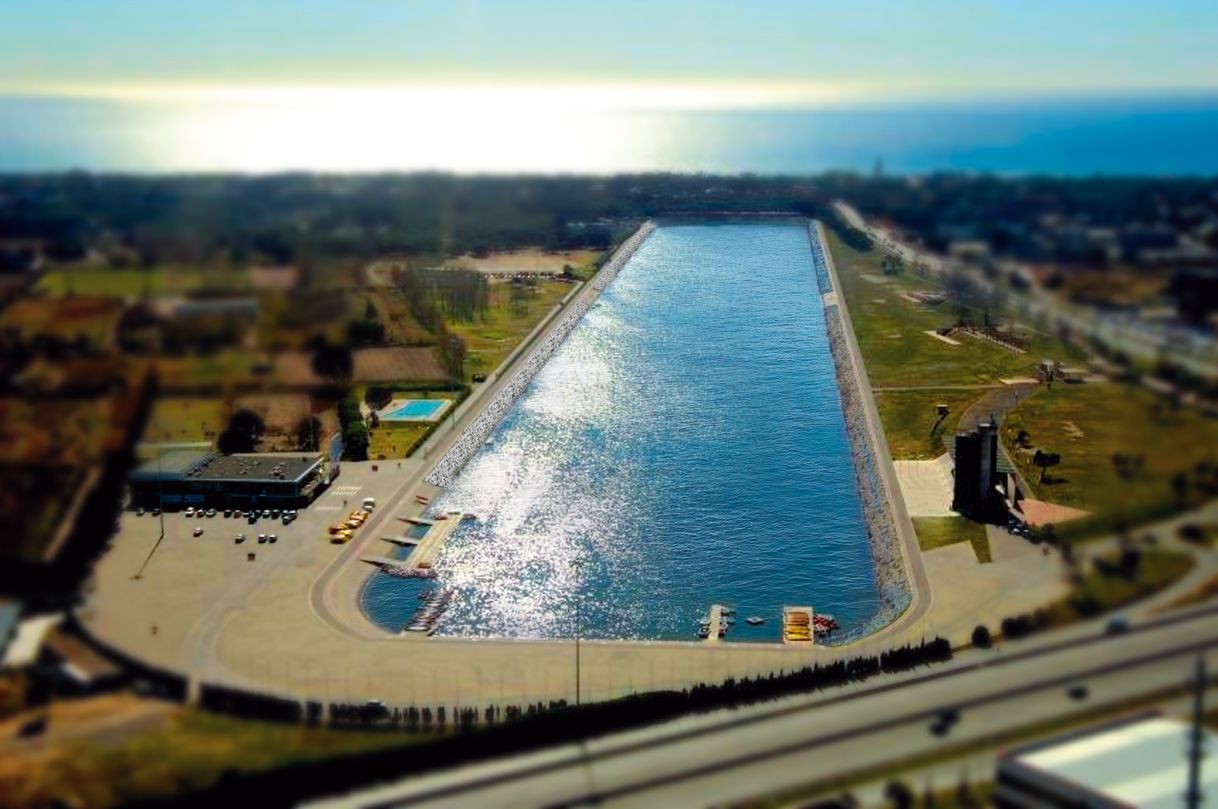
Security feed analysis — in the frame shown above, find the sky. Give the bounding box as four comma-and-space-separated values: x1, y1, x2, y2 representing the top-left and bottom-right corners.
3, 0, 1218, 105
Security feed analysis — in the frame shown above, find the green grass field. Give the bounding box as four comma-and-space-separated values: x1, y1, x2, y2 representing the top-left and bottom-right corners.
37, 266, 249, 297
875, 388, 990, 459
1042, 550, 1194, 625
1001, 383, 1218, 536
824, 232, 1083, 461
912, 516, 992, 563
825, 232, 1069, 388
368, 421, 433, 459
449, 280, 573, 382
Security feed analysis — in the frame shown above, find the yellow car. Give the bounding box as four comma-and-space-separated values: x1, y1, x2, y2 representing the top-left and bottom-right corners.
330, 529, 354, 545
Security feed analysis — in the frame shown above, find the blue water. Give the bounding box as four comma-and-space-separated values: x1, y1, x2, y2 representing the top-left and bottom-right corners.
2, 95, 1218, 174
383, 400, 447, 420
361, 223, 879, 641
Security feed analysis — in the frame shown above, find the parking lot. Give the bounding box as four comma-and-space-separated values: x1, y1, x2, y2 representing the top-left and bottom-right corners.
81, 460, 421, 677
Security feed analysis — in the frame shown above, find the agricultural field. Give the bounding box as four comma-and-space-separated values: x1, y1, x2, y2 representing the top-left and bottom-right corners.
36, 266, 249, 297
151, 352, 264, 390
447, 247, 601, 277
142, 398, 226, 444
0, 296, 124, 349
1001, 382, 1218, 534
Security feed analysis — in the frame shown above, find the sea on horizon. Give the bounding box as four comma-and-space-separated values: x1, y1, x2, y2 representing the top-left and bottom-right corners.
2, 94, 1218, 176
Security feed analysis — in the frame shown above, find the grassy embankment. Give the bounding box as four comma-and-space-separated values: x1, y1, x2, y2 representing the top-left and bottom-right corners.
1044, 549, 1194, 624
912, 517, 992, 563
1001, 383, 1218, 540
823, 231, 1081, 552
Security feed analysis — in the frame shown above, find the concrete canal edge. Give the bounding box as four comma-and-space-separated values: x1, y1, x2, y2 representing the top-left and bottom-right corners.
424, 220, 658, 487
809, 219, 932, 639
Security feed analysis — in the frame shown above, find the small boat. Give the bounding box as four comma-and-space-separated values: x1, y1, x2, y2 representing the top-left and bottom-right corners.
720, 607, 736, 616
746, 616, 765, 626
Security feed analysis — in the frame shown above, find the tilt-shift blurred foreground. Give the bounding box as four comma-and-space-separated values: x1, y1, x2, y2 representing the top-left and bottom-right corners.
2, 2, 1218, 808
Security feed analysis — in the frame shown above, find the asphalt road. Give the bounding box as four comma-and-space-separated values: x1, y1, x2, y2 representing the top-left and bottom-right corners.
305, 607, 1218, 809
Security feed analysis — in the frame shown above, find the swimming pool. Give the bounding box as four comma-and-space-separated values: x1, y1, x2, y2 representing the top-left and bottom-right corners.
380, 399, 451, 422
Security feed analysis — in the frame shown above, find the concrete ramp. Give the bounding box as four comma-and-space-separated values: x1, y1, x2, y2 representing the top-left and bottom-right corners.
894, 453, 957, 517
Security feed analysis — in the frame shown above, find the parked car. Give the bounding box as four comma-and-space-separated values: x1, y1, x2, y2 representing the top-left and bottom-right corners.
282, 514, 293, 524
234, 534, 246, 544
1068, 684, 1089, 701
268, 534, 278, 544
185, 507, 195, 518
136, 507, 145, 516
223, 509, 232, 518
193, 526, 204, 537
258, 534, 267, 544
151, 507, 161, 516
205, 508, 216, 518
262, 509, 272, 519
1106, 615, 1131, 635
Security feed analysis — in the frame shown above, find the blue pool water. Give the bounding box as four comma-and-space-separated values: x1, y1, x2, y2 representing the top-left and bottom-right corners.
383, 399, 448, 421
361, 223, 878, 641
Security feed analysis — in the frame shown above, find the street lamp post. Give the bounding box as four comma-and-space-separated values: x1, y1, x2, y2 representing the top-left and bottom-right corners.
573, 557, 585, 706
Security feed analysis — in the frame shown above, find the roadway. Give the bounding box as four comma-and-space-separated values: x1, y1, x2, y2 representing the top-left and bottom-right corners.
304, 605, 1218, 809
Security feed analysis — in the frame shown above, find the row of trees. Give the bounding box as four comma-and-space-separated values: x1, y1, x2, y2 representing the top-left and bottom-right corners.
396, 268, 468, 379
337, 392, 368, 461
180, 637, 953, 806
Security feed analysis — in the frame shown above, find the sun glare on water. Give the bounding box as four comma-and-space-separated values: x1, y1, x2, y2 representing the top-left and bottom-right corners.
45, 81, 851, 173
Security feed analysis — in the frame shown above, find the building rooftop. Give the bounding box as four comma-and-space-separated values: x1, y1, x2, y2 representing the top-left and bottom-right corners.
191, 453, 321, 484
130, 449, 214, 482
132, 451, 321, 484
1003, 716, 1217, 809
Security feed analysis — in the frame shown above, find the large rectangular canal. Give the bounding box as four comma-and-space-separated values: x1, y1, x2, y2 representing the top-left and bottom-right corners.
362, 223, 879, 641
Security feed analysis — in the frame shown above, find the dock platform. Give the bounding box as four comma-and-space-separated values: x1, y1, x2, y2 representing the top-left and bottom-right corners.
782, 605, 815, 646
380, 536, 420, 547
704, 604, 723, 643
400, 516, 437, 527
404, 511, 462, 572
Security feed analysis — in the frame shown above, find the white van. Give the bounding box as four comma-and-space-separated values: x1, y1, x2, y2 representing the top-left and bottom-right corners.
361, 497, 376, 512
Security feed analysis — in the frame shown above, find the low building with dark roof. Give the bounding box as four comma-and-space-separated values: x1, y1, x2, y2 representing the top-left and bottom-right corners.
129, 450, 329, 509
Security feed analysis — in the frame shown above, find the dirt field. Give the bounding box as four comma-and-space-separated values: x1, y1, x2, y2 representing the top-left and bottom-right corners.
352, 347, 448, 383
448, 248, 601, 274
0, 296, 124, 348
272, 348, 449, 387
233, 393, 311, 440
